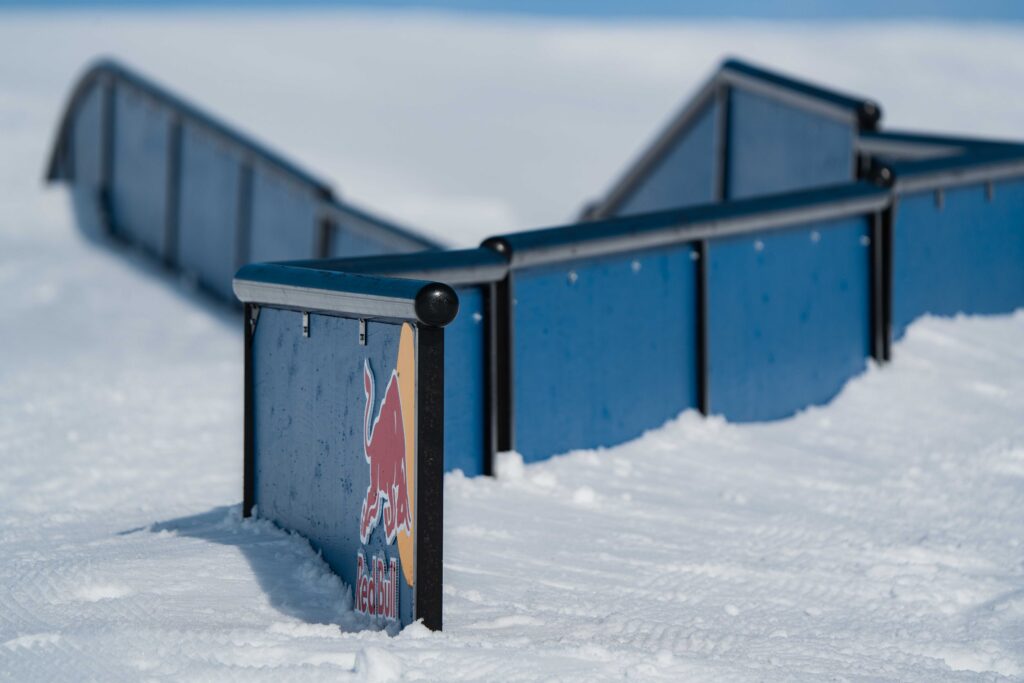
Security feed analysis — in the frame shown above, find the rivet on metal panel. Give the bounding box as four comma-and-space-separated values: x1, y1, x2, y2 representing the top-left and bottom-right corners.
359, 319, 367, 346
860, 235, 871, 247
934, 189, 945, 210
567, 270, 578, 285
754, 240, 765, 252
810, 231, 821, 243
985, 181, 995, 202
631, 260, 642, 273
302, 312, 310, 338
690, 250, 701, 261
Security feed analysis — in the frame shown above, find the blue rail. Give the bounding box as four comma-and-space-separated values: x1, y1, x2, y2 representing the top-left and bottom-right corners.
583, 57, 881, 219
227, 58, 1024, 633
46, 59, 443, 303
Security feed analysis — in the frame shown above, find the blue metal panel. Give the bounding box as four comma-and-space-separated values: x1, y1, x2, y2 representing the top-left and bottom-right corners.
331, 224, 403, 259
247, 167, 319, 264
72, 84, 104, 191
69, 85, 106, 240
892, 179, 1024, 339
707, 217, 871, 421
111, 85, 171, 257
444, 286, 486, 476
176, 123, 242, 300
252, 309, 414, 626
728, 88, 854, 200
618, 102, 717, 215
513, 245, 698, 462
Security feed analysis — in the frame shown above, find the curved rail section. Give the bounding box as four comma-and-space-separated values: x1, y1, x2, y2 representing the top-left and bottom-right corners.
46, 59, 442, 302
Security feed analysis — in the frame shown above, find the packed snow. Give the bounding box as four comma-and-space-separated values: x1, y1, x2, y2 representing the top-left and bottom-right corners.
1, 10, 1023, 681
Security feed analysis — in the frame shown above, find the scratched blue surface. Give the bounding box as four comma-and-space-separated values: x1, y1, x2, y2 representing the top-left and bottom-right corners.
444, 286, 486, 475
252, 309, 414, 626
176, 123, 242, 300
110, 85, 172, 258
892, 179, 1024, 340
513, 245, 698, 462
618, 102, 718, 215
247, 168, 319, 263
330, 213, 416, 258
707, 216, 871, 421
727, 88, 854, 200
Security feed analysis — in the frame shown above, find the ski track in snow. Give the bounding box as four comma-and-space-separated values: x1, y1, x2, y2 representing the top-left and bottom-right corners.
1, 11, 1024, 681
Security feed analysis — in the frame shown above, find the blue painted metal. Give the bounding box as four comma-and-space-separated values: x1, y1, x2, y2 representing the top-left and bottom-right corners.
46, 58, 443, 307
235, 262, 431, 304
720, 59, 877, 121
727, 87, 855, 200
504, 181, 890, 257
892, 179, 1024, 340
251, 309, 415, 625
177, 123, 243, 300
445, 286, 487, 475
513, 245, 699, 462
110, 84, 173, 257
68, 83, 106, 240
236, 257, 493, 477
706, 217, 872, 421
617, 102, 718, 215
588, 58, 875, 220
247, 168, 320, 264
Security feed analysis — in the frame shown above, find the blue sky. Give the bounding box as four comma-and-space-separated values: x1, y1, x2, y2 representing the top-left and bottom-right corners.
2, 0, 1022, 20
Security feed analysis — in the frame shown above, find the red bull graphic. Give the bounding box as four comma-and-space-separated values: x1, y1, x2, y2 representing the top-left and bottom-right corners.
355, 552, 399, 620
354, 322, 417, 622
359, 358, 412, 545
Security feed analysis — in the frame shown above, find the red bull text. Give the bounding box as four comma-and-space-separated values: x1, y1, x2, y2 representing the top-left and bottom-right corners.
355, 552, 399, 620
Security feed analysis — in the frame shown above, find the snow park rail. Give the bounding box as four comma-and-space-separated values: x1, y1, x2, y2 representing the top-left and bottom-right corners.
45, 59, 442, 302
47, 57, 1024, 631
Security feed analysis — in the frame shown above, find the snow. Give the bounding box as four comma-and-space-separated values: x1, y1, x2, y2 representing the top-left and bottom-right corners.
2, 10, 1024, 681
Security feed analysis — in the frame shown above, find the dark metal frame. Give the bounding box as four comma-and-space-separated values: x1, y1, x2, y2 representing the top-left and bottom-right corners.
235, 269, 457, 631
46, 58, 443, 298
414, 325, 445, 630
584, 57, 881, 221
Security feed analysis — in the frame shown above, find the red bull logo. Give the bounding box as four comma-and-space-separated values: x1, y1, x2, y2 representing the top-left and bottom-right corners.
359, 359, 412, 544
353, 322, 417, 613
355, 552, 399, 620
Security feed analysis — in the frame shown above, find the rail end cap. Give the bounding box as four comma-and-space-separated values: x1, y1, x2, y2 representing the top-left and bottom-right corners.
858, 100, 883, 131
865, 161, 895, 188
481, 236, 512, 256
415, 282, 460, 327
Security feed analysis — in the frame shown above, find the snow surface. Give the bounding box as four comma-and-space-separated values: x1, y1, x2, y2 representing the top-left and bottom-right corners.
2, 10, 1024, 681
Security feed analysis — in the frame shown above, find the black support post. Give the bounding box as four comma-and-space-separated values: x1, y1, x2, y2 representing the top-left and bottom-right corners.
880, 202, 895, 362
98, 76, 117, 235
415, 325, 445, 631
713, 82, 732, 203
482, 282, 498, 475
163, 115, 183, 268
695, 241, 710, 415
242, 303, 256, 518
235, 161, 254, 268
316, 215, 334, 259
493, 272, 515, 452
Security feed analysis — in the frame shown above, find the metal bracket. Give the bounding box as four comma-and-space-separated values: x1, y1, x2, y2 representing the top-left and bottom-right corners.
359, 319, 367, 346
302, 311, 310, 338
249, 305, 261, 334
